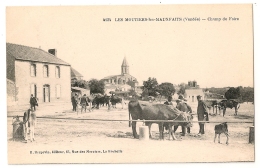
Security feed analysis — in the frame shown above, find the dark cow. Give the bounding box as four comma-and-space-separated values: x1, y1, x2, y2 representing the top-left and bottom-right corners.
128, 98, 191, 140
214, 122, 229, 145
110, 96, 123, 109
219, 99, 240, 116
92, 95, 106, 109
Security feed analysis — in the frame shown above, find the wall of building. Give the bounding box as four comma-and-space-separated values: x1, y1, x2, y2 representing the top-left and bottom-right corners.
6, 55, 15, 82
14, 60, 71, 105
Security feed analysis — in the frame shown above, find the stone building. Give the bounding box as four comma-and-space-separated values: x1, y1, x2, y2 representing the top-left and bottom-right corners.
6, 43, 71, 105
101, 57, 138, 95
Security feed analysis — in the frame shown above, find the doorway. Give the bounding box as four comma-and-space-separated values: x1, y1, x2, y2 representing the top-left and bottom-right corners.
43, 84, 50, 102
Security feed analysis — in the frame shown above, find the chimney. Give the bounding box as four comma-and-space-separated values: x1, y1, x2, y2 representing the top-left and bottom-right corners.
48, 49, 57, 56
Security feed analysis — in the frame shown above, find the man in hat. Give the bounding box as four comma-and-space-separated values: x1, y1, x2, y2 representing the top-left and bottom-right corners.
174, 95, 192, 136
196, 95, 208, 136
164, 96, 173, 105
29, 94, 38, 111
80, 94, 88, 113
71, 93, 78, 112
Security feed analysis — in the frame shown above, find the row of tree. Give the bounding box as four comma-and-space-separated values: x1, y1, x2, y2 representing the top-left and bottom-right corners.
72, 78, 254, 103
141, 77, 175, 98
72, 79, 105, 94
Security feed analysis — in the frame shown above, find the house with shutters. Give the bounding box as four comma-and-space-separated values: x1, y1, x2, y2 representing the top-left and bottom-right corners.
6, 43, 71, 105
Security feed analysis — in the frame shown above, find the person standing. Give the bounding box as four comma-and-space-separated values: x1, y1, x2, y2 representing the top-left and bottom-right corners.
196, 95, 208, 136
174, 95, 192, 136
29, 94, 38, 111
71, 94, 78, 112
80, 94, 88, 113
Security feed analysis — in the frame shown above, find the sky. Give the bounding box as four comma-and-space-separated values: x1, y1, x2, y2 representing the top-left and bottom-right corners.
5, 4, 254, 88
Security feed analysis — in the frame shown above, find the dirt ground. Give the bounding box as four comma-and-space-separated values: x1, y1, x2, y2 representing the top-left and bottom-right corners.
7, 101, 255, 164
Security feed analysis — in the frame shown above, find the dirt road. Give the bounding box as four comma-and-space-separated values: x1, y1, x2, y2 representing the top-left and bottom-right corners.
7, 102, 254, 164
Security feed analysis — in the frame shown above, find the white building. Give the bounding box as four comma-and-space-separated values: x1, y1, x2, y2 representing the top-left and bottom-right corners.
184, 89, 204, 103
6, 43, 71, 105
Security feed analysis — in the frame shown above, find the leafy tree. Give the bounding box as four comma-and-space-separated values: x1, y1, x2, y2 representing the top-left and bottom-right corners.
72, 79, 89, 89
240, 87, 254, 103
158, 82, 175, 97
225, 87, 241, 100
142, 77, 158, 97
88, 79, 105, 94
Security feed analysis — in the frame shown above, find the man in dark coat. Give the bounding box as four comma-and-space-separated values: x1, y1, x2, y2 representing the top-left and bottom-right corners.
174, 95, 192, 136
29, 94, 38, 111
80, 94, 88, 112
196, 95, 209, 136
71, 94, 78, 112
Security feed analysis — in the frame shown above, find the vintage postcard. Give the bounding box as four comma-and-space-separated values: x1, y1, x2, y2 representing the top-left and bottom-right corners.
6, 4, 254, 164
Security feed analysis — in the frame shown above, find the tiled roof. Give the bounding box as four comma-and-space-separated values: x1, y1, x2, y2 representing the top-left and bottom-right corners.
71, 67, 83, 78
6, 43, 70, 66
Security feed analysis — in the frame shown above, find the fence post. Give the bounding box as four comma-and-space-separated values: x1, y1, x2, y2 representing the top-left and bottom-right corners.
249, 121, 254, 144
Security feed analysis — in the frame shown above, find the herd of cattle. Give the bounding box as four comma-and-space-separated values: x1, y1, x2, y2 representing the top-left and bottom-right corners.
86, 94, 125, 109
11, 95, 238, 144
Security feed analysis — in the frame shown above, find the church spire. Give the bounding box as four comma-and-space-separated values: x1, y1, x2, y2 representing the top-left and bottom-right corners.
121, 57, 129, 75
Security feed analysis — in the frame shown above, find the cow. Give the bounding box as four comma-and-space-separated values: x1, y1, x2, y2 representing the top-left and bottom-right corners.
214, 122, 229, 145
204, 100, 221, 115
110, 96, 124, 109
219, 99, 240, 116
128, 98, 191, 140
23, 109, 37, 142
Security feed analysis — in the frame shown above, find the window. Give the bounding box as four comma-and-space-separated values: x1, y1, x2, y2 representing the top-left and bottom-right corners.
56, 85, 61, 99
43, 65, 49, 77
55, 66, 60, 78
30, 64, 36, 77
30, 84, 37, 98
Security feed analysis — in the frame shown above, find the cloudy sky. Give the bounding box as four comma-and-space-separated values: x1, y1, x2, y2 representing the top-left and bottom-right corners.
6, 4, 254, 88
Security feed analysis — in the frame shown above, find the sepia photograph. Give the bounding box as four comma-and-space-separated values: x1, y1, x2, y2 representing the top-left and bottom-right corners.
4, 1, 257, 165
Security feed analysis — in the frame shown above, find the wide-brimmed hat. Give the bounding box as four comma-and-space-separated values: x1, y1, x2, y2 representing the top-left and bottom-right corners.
177, 94, 187, 101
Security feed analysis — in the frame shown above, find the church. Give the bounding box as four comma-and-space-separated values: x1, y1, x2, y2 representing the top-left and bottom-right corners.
101, 57, 138, 94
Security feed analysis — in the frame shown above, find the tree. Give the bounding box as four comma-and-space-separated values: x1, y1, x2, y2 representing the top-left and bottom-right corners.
225, 87, 241, 100
72, 79, 89, 89
142, 77, 158, 97
158, 82, 175, 97
177, 83, 189, 95
88, 79, 105, 94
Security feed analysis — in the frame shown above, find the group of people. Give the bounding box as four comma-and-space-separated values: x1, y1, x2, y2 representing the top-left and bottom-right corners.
164, 94, 209, 137
71, 94, 91, 113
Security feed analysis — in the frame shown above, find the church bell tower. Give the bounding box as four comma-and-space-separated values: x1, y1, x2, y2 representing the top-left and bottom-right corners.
121, 57, 129, 75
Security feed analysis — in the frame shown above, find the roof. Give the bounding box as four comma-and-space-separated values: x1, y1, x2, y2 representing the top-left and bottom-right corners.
71, 67, 83, 78
185, 89, 204, 95
6, 43, 70, 66
121, 57, 129, 66
102, 74, 138, 82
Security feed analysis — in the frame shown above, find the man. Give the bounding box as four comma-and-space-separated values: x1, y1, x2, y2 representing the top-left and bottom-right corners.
164, 96, 173, 105
71, 94, 78, 112
29, 94, 38, 111
80, 94, 88, 113
196, 95, 209, 136
174, 95, 192, 136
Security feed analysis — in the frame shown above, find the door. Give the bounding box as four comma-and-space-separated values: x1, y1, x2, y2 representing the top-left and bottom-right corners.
43, 85, 50, 102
